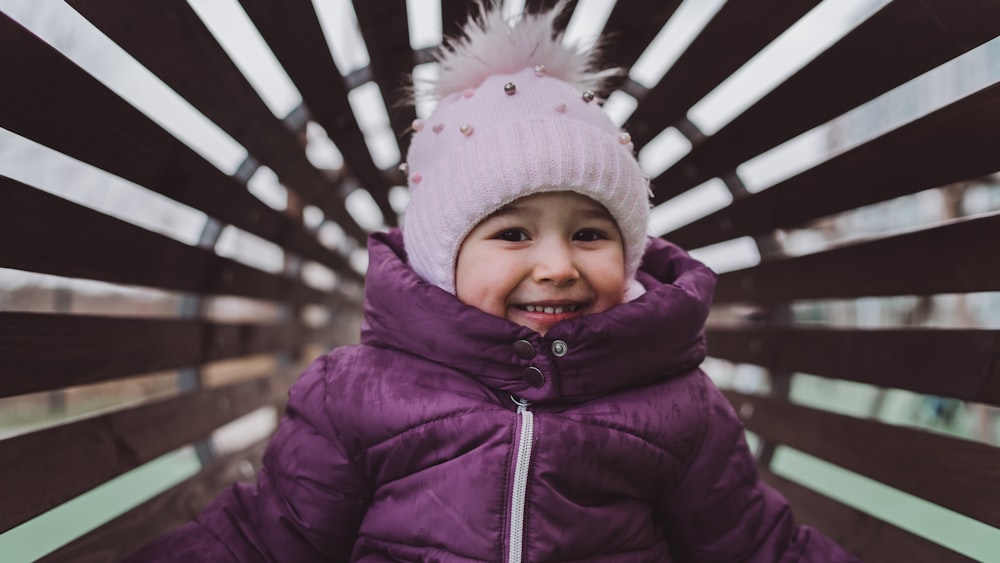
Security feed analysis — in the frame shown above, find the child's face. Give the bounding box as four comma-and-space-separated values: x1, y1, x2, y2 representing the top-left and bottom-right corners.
455, 192, 626, 336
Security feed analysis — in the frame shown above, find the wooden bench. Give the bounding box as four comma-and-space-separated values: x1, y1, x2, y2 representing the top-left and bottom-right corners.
1, 1, 997, 561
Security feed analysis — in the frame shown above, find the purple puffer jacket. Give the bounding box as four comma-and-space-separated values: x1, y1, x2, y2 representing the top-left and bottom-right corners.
126, 229, 859, 562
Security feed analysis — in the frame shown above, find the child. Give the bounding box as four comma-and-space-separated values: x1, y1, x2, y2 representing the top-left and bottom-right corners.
127, 3, 858, 561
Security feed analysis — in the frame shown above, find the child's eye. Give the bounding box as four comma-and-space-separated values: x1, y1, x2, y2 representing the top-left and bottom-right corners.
573, 229, 606, 242
495, 229, 529, 242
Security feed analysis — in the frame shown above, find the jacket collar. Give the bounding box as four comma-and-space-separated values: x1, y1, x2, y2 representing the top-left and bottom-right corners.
361, 229, 717, 404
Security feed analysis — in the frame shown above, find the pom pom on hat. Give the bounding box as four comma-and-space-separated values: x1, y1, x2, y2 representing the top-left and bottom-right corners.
402, 1, 651, 296
429, 2, 618, 100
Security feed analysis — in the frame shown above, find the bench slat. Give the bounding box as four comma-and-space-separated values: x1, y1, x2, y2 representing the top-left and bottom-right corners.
0, 15, 358, 280
714, 212, 1000, 303
0, 312, 306, 398
351, 0, 417, 159
0, 375, 283, 534
652, 0, 1000, 204
707, 327, 1000, 406
628, 0, 821, 149
0, 177, 336, 304
759, 469, 976, 563
600, 0, 683, 81
237, 0, 397, 224
65, 0, 369, 243
723, 390, 1000, 528
669, 82, 1000, 250
440, 0, 477, 39
37, 438, 270, 563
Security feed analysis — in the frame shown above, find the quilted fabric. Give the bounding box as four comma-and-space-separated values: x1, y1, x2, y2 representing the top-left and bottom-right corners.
125, 230, 858, 562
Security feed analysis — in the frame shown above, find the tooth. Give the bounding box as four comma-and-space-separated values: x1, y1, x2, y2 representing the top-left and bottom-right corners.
544, 307, 554, 314
553, 306, 564, 314
525, 305, 535, 312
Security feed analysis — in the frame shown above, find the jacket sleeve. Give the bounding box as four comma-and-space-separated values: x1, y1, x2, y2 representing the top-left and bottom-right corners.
656, 377, 859, 562
124, 354, 370, 562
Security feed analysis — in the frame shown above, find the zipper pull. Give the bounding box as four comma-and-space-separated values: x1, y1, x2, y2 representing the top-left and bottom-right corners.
510, 395, 531, 413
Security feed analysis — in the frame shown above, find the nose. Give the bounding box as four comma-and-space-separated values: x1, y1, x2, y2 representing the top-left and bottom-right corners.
532, 238, 579, 286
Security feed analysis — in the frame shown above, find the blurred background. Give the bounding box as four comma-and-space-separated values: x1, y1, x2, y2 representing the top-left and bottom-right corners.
1, 0, 998, 560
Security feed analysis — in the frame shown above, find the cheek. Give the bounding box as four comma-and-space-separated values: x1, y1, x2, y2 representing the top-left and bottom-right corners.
456, 271, 490, 305
593, 277, 626, 312
455, 258, 484, 303
457, 273, 513, 320
455, 246, 510, 315
587, 255, 627, 312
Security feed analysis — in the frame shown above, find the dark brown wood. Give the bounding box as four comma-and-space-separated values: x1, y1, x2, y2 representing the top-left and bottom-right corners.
65, 0, 371, 243
0, 177, 340, 304
351, 0, 418, 158
714, 212, 1000, 303
760, 470, 976, 563
0, 375, 283, 534
707, 327, 1000, 406
599, 0, 682, 79
668, 83, 1000, 250
2, 0, 997, 555
236, 0, 397, 226
39, 439, 271, 563
441, 0, 482, 40
723, 390, 1000, 528
0, 312, 306, 398
524, 0, 576, 31
651, 0, 1000, 204
0, 15, 360, 280
627, 0, 820, 149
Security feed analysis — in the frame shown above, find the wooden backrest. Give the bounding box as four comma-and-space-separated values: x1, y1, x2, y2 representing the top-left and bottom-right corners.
1, 1, 998, 561
0, 1, 366, 560
627, 1, 999, 561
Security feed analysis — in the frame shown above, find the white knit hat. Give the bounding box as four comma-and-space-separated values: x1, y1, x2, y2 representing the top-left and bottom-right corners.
402, 2, 651, 296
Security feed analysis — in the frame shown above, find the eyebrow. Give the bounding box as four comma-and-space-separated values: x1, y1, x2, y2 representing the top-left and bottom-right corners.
489, 202, 615, 221
575, 207, 616, 221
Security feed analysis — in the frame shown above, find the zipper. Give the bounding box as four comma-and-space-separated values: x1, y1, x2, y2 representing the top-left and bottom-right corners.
508, 396, 534, 563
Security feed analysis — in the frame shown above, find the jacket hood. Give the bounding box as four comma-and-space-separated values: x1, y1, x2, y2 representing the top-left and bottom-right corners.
361, 228, 717, 404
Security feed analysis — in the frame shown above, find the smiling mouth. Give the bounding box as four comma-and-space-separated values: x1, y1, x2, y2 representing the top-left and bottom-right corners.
520, 304, 580, 314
